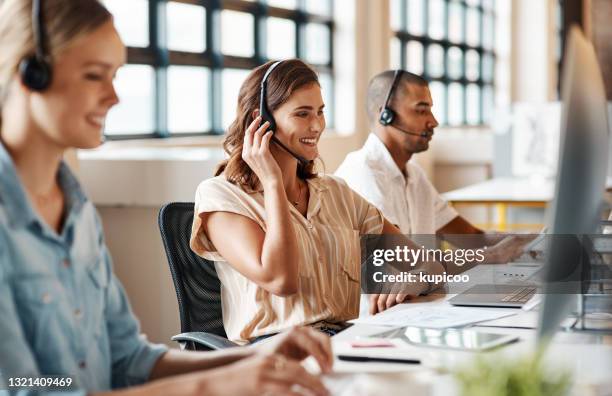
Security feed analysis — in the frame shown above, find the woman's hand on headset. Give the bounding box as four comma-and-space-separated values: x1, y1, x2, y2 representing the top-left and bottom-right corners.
242, 116, 283, 187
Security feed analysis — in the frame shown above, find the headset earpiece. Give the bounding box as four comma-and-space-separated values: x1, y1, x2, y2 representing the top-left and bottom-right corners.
379, 107, 396, 126
20, 0, 52, 92
378, 69, 404, 127
19, 55, 52, 91
260, 61, 282, 133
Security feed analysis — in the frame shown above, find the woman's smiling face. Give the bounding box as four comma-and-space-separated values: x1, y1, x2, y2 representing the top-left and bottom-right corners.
271, 82, 326, 161
27, 19, 126, 149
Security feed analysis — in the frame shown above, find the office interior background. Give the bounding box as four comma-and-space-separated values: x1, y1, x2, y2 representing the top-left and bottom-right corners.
68, 0, 612, 346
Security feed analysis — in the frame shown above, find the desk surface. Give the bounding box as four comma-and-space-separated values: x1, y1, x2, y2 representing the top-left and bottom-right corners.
442, 177, 554, 204
324, 266, 612, 395
443, 176, 612, 204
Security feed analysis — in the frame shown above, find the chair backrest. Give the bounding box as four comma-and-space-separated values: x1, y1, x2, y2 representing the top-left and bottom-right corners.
158, 202, 226, 338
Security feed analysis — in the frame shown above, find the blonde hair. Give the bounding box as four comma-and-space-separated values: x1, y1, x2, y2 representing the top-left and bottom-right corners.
0, 0, 112, 127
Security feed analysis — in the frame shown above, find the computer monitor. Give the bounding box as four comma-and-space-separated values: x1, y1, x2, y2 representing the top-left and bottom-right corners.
537, 26, 610, 343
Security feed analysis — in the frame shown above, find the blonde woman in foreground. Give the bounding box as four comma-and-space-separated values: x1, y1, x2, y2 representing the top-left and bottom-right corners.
0, 1, 332, 395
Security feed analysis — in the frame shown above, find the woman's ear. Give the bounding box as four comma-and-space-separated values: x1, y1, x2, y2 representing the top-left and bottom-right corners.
251, 109, 260, 119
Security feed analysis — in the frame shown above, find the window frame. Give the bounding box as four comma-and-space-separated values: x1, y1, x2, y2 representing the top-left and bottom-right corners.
391, 0, 496, 126
106, 0, 335, 140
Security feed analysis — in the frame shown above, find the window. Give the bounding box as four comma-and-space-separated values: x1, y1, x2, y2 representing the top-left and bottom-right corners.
390, 0, 496, 126
103, 0, 334, 139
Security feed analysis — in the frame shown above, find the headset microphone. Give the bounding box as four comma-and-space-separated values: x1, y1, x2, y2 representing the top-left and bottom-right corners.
260, 61, 309, 164
390, 124, 430, 138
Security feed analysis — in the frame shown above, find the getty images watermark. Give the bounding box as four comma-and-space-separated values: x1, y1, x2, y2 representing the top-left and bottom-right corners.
360, 233, 607, 295
370, 244, 484, 285
358, 233, 557, 295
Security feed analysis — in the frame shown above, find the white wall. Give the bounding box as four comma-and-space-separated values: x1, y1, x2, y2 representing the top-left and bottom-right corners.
99, 207, 179, 346
511, 0, 558, 103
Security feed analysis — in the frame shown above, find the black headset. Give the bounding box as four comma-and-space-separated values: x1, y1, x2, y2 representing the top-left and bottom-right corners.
378, 69, 429, 138
259, 61, 308, 164
378, 69, 403, 126
19, 0, 52, 91
259, 61, 282, 133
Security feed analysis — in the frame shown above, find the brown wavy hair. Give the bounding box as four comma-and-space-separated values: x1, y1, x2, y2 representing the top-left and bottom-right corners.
215, 59, 320, 191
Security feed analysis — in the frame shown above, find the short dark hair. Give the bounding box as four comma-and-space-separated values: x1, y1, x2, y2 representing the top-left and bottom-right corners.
366, 70, 428, 124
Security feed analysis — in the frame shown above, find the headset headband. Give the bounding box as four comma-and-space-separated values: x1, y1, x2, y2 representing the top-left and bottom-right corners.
262, 61, 282, 87
383, 69, 403, 111
32, 0, 46, 60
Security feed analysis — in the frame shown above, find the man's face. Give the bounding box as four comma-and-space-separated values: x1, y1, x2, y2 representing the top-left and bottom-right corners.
390, 84, 439, 154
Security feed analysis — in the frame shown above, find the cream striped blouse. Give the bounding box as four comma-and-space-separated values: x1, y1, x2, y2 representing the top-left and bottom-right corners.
190, 174, 385, 344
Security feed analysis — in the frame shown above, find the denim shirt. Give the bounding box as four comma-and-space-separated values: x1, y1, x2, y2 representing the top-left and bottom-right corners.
0, 143, 167, 395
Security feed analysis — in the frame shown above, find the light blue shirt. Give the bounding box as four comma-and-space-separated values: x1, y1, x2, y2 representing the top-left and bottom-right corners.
0, 143, 167, 395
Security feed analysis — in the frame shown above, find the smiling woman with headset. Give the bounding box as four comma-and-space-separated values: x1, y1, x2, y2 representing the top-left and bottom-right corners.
0, 1, 334, 395
190, 59, 446, 344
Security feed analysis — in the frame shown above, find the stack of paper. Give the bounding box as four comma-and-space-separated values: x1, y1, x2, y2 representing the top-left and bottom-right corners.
351, 306, 517, 329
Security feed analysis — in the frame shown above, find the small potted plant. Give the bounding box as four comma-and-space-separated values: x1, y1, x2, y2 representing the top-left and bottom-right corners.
454, 351, 572, 396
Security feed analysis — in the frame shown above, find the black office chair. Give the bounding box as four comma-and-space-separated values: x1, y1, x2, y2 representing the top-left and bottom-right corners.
158, 202, 238, 351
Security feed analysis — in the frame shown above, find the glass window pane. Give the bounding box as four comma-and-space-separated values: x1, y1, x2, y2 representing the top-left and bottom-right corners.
482, 0, 495, 11
167, 2, 206, 53
465, 50, 480, 80
390, 37, 401, 69
466, 0, 480, 6
426, 44, 444, 78
305, 0, 332, 16
428, 0, 446, 40
406, 41, 424, 75
305, 23, 330, 64
222, 69, 250, 130
103, 0, 149, 47
448, 83, 464, 126
482, 13, 494, 50
483, 84, 494, 123
466, 8, 480, 47
267, 18, 296, 59
407, 0, 425, 36
268, 0, 297, 9
221, 10, 254, 57
390, 0, 402, 31
495, 59, 509, 106
448, 1, 464, 43
168, 66, 210, 133
447, 46, 463, 80
482, 53, 494, 82
105, 65, 154, 135
466, 84, 481, 125
319, 72, 333, 128
429, 82, 446, 125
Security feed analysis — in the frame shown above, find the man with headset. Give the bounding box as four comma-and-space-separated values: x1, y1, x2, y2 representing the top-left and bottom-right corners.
336, 70, 461, 236
335, 70, 531, 294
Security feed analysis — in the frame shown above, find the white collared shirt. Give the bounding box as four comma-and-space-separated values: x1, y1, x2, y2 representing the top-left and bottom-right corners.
335, 133, 458, 235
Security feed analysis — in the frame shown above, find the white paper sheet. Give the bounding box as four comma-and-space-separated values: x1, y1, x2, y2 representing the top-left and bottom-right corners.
351, 305, 517, 329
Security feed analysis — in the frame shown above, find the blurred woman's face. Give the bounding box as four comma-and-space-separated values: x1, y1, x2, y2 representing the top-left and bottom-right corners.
272, 82, 326, 161
28, 19, 125, 149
